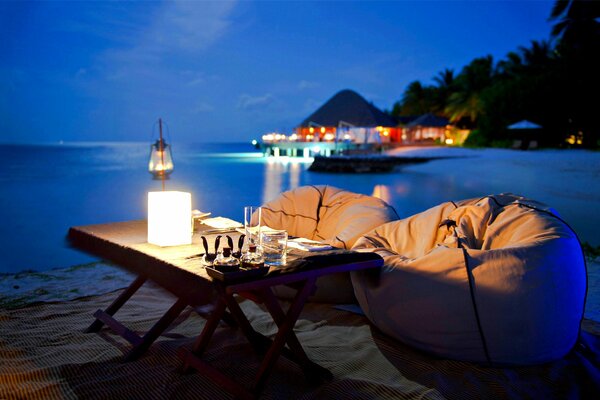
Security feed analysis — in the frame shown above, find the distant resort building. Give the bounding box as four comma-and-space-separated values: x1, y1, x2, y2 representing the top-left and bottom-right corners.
295, 89, 400, 144
403, 113, 449, 143
258, 89, 469, 157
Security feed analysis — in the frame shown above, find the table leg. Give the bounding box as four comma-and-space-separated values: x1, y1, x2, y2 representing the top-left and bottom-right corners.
252, 276, 317, 394
124, 297, 189, 362
180, 278, 330, 398
190, 295, 228, 357
85, 275, 146, 333
259, 287, 333, 383
220, 288, 275, 358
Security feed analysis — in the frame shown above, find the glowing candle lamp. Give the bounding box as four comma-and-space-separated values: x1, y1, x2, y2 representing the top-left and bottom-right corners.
148, 191, 192, 246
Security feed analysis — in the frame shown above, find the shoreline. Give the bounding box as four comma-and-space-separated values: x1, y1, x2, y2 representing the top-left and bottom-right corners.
1, 257, 599, 325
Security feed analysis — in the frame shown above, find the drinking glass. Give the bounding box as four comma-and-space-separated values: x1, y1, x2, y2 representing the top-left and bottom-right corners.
244, 206, 262, 246
261, 230, 288, 266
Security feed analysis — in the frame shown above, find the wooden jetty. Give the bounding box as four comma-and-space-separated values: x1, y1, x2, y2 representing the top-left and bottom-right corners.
308, 155, 440, 173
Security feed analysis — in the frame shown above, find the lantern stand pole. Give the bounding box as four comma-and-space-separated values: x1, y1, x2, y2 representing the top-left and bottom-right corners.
159, 118, 165, 191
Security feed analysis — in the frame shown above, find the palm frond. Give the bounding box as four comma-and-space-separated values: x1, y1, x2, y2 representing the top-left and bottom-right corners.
549, 0, 570, 20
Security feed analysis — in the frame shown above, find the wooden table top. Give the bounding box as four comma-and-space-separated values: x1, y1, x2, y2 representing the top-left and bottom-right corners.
68, 220, 382, 304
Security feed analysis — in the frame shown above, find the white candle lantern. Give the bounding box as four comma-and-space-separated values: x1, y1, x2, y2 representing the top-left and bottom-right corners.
148, 191, 192, 246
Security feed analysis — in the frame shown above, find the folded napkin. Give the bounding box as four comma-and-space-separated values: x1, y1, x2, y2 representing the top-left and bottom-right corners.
201, 217, 243, 229
287, 237, 334, 252
235, 226, 284, 235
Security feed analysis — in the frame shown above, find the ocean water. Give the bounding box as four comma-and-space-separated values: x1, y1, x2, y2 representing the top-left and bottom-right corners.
0, 142, 597, 274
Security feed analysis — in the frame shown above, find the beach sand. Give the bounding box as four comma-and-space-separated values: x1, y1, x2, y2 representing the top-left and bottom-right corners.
1, 284, 598, 399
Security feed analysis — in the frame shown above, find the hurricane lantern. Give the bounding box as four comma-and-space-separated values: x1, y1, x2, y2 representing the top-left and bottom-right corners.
148, 118, 174, 179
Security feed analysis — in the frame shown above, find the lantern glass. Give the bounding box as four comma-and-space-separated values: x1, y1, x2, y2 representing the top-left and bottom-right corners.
147, 191, 192, 247
148, 139, 174, 178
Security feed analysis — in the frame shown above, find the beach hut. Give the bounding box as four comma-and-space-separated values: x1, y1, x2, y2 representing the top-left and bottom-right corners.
403, 113, 451, 144
507, 120, 542, 130
507, 120, 543, 149
295, 89, 400, 144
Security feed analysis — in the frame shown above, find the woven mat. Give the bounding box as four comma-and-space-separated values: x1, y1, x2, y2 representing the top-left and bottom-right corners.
1, 285, 599, 399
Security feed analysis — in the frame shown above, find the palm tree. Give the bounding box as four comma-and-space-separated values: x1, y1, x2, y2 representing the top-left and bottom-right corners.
433, 68, 455, 90
519, 40, 554, 69
445, 56, 495, 123
431, 69, 455, 115
497, 51, 523, 78
549, 0, 600, 147
399, 81, 437, 116
550, 0, 600, 51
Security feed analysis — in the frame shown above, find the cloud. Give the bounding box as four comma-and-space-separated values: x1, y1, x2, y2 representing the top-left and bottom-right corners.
237, 93, 275, 111
303, 98, 321, 112
77, 0, 237, 133
297, 80, 319, 90
123, 1, 235, 60
149, 1, 236, 53
190, 102, 214, 114
180, 70, 207, 87
100, 1, 237, 77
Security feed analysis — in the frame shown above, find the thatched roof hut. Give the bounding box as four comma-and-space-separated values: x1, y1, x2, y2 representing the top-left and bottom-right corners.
405, 113, 449, 128
297, 89, 399, 143
299, 89, 397, 128
403, 113, 451, 143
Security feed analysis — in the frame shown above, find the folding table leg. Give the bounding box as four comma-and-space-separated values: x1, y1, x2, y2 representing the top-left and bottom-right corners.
259, 287, 333, 382
220, 289, 266, 355
252, 276, 317, 395
190, 295, 228, 357
179, 295, 229, 373
124, 297, 189, 362
85, 275, 147, 333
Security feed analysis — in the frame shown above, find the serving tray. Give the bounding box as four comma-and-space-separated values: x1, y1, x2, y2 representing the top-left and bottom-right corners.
205, 265, 270, 282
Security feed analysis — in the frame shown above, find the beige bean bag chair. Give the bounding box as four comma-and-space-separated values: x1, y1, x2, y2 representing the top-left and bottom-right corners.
261, 185, 399, 303
351, 194, 587, 365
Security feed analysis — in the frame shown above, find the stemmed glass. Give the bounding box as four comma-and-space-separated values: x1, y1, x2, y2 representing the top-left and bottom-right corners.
244, 206, 262, 247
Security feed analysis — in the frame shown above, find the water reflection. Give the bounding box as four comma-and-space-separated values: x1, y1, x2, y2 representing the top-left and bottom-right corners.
262, 158, 286, 204
371, 184, 392, 204
261, 157, 308, 204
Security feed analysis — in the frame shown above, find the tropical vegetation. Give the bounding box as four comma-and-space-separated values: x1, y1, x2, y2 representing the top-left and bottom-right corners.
389, 0, 600, 148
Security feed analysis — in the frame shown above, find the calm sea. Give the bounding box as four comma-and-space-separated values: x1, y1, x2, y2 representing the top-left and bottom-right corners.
0, 142, 596, 274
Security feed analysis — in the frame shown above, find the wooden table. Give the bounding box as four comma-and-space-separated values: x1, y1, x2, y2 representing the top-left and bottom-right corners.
68, 220, 382, 399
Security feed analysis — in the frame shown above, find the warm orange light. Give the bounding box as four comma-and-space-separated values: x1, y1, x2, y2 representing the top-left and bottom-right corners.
320, 127, 325, 134
324, 133, 335, 141
309, 127, 315, 133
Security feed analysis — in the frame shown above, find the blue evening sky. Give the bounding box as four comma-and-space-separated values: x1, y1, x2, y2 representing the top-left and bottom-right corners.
1, 0, 554, 144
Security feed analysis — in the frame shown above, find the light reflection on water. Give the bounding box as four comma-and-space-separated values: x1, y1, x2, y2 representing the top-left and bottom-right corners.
0, 142, 598, 273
